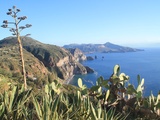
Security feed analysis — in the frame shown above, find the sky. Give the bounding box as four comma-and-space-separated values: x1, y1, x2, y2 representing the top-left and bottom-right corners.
0, 0, 160, 47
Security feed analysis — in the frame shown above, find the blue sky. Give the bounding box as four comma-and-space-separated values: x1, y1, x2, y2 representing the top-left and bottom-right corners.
0, 0, 160, 47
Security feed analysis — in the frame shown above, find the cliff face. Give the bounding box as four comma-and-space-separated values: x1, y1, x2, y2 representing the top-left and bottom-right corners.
0, 37, 87, 80
66, 48, 86, 62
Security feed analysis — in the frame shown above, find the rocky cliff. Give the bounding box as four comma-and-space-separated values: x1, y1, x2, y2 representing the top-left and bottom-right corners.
0, 37, 88, 80
66, 48, 86, 62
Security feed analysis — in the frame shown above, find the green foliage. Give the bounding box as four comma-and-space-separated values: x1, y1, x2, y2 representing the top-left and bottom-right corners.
88, 64, 160, 119
0, 85, 32, 120
0, 46, 57, 90
0, 64, 160, 119
0, 74, 11, 93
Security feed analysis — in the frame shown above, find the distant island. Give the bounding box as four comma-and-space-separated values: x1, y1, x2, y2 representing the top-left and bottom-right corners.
63, 42, 144, 54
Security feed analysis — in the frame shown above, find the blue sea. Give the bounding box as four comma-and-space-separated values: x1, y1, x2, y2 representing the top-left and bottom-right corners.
69, 48, 160, 96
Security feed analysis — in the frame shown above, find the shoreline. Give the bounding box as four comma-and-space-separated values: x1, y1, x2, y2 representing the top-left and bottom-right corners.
64, 75, 74, 84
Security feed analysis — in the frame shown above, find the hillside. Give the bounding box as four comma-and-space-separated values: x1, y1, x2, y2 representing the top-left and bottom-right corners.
63, 42, 143, 53
0, 36, 90, 81
0, 45, 54, 89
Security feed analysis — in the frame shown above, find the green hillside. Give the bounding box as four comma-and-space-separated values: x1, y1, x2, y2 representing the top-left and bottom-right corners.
0, 45, 59, 89
0, 36, 89, 81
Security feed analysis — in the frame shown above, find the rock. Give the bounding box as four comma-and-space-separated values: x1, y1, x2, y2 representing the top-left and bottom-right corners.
87, 56, 94, 61
66, 48, 86, 62
85, 66, 94, 73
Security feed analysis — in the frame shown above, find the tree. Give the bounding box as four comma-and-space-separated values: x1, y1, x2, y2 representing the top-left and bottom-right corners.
1, 6, 32, 90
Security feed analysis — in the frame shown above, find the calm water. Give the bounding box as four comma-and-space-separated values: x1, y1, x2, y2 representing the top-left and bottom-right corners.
69, 48, 160, 96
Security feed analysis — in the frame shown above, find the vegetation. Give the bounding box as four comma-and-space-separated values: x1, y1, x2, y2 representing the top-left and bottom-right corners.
0, 65, 160, 119
1, 5, 160, 120
1, 6, 32, 90
0, 46, 60, 91
0, 36, 88, 80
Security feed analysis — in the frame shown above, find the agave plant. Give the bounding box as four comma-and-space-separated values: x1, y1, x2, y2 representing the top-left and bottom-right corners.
0, 85, 32, 120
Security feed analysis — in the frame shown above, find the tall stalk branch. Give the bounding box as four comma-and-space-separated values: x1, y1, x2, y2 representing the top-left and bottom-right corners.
1, 6, 32, 90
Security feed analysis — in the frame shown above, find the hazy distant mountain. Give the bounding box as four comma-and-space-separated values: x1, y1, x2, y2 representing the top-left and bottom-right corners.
63, 42, 143, 54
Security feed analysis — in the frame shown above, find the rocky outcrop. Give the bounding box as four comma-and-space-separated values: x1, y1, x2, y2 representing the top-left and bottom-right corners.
55, 56, 87, 79
87, 56, 94, 61
66, 48, 86, 62
85, 66, 94, 73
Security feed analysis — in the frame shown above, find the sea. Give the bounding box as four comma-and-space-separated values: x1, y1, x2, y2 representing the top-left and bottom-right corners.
69, 48, 160, 97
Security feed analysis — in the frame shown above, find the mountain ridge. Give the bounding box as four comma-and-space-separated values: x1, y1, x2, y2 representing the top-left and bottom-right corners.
0, 36, 92, 82
63, 42, 143, 54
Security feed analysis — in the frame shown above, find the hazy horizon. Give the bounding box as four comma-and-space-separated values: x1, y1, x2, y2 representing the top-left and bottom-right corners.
1, 35, 160, 49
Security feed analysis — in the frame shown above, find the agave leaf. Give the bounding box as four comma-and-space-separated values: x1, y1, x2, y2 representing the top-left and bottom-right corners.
90, 103, 98, 120
51, 96, 59, 113
154, 93, 160, 106
105, 90, 110, 101
4, 91, 9, 112
103, 110, 107, 120
51, 82, 56, 90
137, 85, 142, 93
17, 89, 32, 106
32, 95, 43, 120
137, 75, 141, 85
149, 96, 152, 107
68, 106, 80, 119
86, 96, 90, 113
107, 108, 115, 120
151, 91, 155, 102
45, 84, 49, 94
43, 97, 49, 120
0, 101, 5, 119
97, 101, 102, 119
113, 112, 123, 120
140, 78, 145, 86
9, 86, 17, 111
77, 91, 81, 101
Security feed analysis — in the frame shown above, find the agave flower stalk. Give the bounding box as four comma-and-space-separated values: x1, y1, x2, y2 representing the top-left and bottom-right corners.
1, 6, 32, 90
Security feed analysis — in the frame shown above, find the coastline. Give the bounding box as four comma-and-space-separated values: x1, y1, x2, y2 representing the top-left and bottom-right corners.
64, 75, 74, 84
